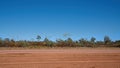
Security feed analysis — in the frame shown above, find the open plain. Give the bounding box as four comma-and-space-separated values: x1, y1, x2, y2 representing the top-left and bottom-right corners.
0, 48, 120, 68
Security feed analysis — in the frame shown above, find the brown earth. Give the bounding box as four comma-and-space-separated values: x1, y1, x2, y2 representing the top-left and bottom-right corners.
0, 48, 120, 68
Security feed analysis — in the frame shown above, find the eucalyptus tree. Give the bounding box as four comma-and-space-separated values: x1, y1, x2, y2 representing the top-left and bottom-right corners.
104, 36, 111, 44
36, 35, 41, 42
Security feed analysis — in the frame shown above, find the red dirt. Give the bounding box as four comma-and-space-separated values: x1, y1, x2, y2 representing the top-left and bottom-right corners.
0, 48, 120, 68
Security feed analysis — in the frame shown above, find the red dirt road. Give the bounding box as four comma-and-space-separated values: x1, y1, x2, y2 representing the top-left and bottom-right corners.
0, 48, 120, 68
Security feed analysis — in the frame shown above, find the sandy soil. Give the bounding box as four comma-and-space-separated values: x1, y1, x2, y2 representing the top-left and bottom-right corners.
0, 48, 120, 68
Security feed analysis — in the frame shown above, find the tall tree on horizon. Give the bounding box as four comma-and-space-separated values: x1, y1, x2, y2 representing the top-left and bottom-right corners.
36, 35, 41, 42
90, 37, 96, 43
104, 36, 111, 44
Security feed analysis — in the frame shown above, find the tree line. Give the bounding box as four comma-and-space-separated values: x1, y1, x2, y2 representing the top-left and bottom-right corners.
0, 35, 120, 48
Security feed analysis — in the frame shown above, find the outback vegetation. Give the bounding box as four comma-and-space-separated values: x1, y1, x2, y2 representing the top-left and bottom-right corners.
0, 35, 120, 48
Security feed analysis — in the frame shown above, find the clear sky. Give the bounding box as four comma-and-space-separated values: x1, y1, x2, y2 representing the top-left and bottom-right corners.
0, 0, 120, 41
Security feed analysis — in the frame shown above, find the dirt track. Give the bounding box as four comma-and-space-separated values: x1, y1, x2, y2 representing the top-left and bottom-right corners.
0, 48, 120, 68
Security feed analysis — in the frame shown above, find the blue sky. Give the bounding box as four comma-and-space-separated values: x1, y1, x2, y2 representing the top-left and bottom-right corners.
0, 0, 120, 41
